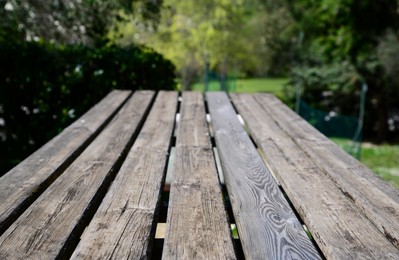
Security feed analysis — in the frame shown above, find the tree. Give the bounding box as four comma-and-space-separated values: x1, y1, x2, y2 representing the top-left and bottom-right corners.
0, 0, 163, 46
258, 0, 299, 75
112, 0, 275, 89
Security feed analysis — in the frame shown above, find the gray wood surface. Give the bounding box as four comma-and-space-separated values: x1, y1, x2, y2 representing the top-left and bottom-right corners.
0, 91, 154, 259
206, 92, 321, 260
162, 92, 236, 259
231, 93, 399, 259
253, 93, 399, 250
71, 91, 178, 259
0, 90, 131, 235
175, 92, 211, 148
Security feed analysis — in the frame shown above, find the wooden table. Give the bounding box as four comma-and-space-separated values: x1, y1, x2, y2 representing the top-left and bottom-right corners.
0, 90, 398, 259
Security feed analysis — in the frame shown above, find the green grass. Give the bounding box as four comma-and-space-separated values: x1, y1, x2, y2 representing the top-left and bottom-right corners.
235, 78, 288, 95
332, 138, 399, 189
191, 77, 288, 97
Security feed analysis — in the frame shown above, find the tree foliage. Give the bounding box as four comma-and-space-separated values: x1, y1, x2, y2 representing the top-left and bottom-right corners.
285, 0, 399, 141
112, 0, 285, 88
0, 0, 163, 45
257, 0, 299, 75
0, 0, 175, 175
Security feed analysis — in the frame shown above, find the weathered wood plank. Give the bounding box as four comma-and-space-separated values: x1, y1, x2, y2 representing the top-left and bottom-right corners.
206, 92, 321, 260
0, 90, 131, 235
0, 91, 154, 259
162, 92, 236, 259
231, 93, 399, 259
70, 91, 178, 259
175, 92, 211, 148
254, 93, 399, 249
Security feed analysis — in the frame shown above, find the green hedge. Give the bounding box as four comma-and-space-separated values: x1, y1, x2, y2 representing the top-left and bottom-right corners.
0, 41, 176, 175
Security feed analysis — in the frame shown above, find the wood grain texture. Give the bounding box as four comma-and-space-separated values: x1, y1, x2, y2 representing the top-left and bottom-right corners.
0, 90, 131, 235
175, 92, 211, 148
0, 91, 154, 259
254, 93, 399, 249
230, 93, 399, 259
206, 92, 320, 260
70, 91, 178, 260
162, 92, 236, 259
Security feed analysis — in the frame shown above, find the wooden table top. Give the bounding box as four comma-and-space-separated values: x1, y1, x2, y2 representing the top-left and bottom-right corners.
0, 90, 398, 259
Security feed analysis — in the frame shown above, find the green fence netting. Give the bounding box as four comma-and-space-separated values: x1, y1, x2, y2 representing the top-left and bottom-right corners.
203, 71, 237, 92
297, 84, 367, 159
298, 100, 362, 159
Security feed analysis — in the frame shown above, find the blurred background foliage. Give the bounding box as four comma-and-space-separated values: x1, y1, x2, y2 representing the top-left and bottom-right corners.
112, 0, 399, 143
0, 0, 175, 175
0, 0, 163, 45
111, 0, 299, 87
284, 0, 399, 142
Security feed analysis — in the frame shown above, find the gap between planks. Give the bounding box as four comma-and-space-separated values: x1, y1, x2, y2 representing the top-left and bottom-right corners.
162, 92, 236, 259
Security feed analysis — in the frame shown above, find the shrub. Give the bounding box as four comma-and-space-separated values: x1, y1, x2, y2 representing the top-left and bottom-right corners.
287, 61, 361, 114
286, 60, 399, 141
0, 41, 176, 175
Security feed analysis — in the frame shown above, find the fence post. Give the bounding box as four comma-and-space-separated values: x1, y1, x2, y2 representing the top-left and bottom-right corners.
352, 82, 368, 159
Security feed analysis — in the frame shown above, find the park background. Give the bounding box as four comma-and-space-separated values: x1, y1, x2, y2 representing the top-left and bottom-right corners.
0, 0, 398, 188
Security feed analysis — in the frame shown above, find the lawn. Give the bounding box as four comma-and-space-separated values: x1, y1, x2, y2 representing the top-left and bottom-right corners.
332, 138, 399, 189
191, 77, 288, 97
234, 78, 288, 95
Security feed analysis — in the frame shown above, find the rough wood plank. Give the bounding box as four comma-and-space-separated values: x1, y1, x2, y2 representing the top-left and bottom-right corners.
206, 92, 321, 260
0, 91, 155, 259
0, 90, 131, 235
175, 92, 211, 148
71, 91, 178, 259
162, 92, 236, 259
231, 93, 399, 259
254, 93, 399, 249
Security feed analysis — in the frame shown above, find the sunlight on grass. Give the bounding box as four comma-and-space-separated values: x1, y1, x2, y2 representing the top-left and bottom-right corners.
235, 78, 288, 96
231, 224, 239, 239
191, 78, 288, 98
